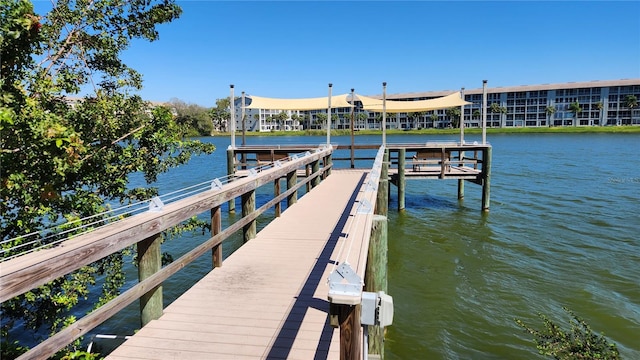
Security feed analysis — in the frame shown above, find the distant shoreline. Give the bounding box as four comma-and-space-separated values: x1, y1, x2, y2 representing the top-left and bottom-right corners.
209, 126, 640, 137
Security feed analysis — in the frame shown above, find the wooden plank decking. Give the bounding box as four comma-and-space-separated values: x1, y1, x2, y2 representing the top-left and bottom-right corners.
106, 170, 369, 360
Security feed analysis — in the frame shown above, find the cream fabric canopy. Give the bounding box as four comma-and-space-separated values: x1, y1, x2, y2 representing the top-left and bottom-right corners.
245, 94, 353, 110
244, 91, 470, 112
358, 92, 471, 113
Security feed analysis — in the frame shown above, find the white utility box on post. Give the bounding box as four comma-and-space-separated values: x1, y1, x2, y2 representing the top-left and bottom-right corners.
360, 291, 394, 327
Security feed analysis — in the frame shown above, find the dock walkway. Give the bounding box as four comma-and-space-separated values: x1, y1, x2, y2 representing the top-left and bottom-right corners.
106, 170, 368, 360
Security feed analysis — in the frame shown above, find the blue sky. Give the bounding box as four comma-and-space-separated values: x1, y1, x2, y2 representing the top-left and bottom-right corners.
34, 1, 640, 106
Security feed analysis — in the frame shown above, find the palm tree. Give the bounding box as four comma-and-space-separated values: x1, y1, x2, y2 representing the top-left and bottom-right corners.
429, 113, 439, 128
622, 95, 638, 125
568, 101, 581, 126
331, 114, 339, 130
315, 113, 327, 130
291, 114, 302, 130
264, 115, 274, 131
545, 106, 556, 127
303, 114, 311, 130
593, 102, 603, 126
356, 112, 368, 130
407, 111, 427, 130
374, 113, 383, 130
253, 113, 260, 131
276, 111, 289, 131
489, 103, 507, 127
445, 107, 461, 128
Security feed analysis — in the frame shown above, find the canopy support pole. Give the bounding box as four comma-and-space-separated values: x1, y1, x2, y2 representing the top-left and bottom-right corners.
382, 82, 387, 146
241, 91, 246, 146
460, 87, 465, 144
350, 88, 355, 169
230, 84, 235, 149
482, 80, 487, 144
327, 83, 332, 145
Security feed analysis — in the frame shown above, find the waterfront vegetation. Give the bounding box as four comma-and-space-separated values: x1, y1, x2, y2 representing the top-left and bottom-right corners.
1, 0, 214, 357
516, 308, 620, 360
213, 124, 640, 138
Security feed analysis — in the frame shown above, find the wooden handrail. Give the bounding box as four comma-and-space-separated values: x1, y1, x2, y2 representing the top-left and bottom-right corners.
16, 162, 331, 360
2, 147, 333, 360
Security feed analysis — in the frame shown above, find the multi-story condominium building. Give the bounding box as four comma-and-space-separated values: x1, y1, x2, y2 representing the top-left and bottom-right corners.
232, 102, 304, 132
232, 79, 639, 131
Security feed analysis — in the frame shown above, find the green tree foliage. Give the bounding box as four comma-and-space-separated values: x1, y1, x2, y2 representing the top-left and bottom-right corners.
568, 101, 582, 125
622, 94, 637, 125
356, 112, 368, 130
545, 105, 556, 127
315, 113, 327, 129
209, 97, 230, 132
276, 111, 289, 131
446, 107, 461, 128
516, 307, 620, 360
429, 112, 439, 127
169, 98, 213, 136
594, 102, 604, 126
1, 0, 215, 356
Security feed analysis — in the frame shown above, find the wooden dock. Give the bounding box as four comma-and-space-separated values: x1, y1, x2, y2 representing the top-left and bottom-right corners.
106, 170, 369, 360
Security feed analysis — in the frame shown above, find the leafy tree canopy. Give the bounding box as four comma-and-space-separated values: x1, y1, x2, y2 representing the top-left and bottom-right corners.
1, 0, 215, 355
169, 98, 214, 136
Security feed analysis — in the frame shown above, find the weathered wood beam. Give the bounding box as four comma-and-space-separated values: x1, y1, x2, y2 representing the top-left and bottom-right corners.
137, 234, 162, 326
365, 215, 388, 357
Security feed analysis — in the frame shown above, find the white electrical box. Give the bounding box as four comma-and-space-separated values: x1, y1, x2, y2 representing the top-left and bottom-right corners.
360, 291, 394, 327
361, 291, 378, 325
377, 291, 394, 327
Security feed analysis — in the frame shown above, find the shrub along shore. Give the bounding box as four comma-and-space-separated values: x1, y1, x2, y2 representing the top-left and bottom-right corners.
212, 125, 640, 137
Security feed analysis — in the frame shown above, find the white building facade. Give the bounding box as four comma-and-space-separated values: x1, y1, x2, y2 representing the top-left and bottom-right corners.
232, 79, 640, 131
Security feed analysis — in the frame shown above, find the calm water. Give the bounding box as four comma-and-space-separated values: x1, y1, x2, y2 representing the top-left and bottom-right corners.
87, 133, 640, 358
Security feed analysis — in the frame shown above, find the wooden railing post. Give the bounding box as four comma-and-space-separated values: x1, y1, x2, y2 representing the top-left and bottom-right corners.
325, 152, 333, 177
274, 178, 281, 217
287, 169, 297, 207
482, 146, 492, 211
311, 159, 321, 188
397, 148, 406, 211
211, 206, 222, 268
306, 164, 311, 192
338, 304, 362, 360
137, 234, 163, 327
365, 214, 388, 357
242, 189, 256, 242
227, 148, 236, 213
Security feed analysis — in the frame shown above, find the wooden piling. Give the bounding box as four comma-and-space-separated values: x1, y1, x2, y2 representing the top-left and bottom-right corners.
242, 190, 256, 242
211, 206, 222, 268
137, 234, 163, 327
365, 214, 388, 357
482, 146, 492, 211
226, 148, 236, 213
458, 150, 465, 199
376, 150, 389, 217
397, 148, 406, 211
